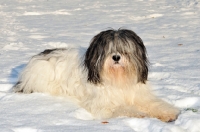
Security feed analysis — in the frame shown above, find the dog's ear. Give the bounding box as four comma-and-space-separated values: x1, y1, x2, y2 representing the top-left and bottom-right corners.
129, 30, 149, 84
84, 31, 109, 84
131, 31, 149, 84
135, 44, 149, 84
84, 47, 101, 84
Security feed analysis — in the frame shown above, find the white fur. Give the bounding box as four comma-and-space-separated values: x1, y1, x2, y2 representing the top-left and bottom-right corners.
14, 47, 180, 122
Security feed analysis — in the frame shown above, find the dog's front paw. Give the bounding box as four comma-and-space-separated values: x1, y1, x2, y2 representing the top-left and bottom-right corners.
152, 107, 180, 122
158, 110, 180, 122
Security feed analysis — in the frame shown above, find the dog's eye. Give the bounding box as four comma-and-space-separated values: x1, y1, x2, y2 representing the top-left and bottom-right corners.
124, 52, 129, 55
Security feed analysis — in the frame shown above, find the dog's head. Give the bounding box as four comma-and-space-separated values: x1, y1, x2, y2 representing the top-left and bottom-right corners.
84, 29, 149, 86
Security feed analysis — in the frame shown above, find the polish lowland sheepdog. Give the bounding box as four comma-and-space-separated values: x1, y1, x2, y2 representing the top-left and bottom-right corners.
13, 29, 180, 122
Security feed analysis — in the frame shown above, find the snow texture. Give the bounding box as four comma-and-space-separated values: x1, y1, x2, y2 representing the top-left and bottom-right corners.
0, 0, 200, 131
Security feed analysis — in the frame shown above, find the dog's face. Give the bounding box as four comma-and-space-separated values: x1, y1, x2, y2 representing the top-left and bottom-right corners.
84, 29, 149, 86
102, 52, 137, 87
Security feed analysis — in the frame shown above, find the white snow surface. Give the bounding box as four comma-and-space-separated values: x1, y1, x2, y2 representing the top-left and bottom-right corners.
0, 0, 200, 132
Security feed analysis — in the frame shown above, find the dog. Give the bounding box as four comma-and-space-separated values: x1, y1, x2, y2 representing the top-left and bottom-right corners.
13, 29, 180, 122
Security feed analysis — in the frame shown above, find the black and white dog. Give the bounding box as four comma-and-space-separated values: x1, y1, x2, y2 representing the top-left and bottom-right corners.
13, 29, 179, 122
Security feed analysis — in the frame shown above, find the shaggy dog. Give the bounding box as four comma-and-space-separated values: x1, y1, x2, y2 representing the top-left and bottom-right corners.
13, 29, 180, 122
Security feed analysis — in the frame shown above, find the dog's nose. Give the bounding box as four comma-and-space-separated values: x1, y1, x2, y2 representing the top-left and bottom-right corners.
112, 55, 120, 62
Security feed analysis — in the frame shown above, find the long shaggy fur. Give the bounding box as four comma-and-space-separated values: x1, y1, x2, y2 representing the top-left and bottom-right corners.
13, 29, 180, 122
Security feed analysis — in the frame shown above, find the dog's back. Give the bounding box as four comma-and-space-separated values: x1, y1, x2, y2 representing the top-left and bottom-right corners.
13, 47, 86, 96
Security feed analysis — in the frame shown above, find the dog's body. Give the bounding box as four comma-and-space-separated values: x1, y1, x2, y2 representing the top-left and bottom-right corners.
13, 29, 180, 122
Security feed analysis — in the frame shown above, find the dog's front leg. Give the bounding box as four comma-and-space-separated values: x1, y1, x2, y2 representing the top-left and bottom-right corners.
82, 100, 148, 119
146, 99, 180, 122
111, 106, 148, 118
134, 86, 180, 122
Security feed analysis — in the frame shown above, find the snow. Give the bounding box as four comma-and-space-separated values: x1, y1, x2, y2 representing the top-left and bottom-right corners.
0, 0, 200, 131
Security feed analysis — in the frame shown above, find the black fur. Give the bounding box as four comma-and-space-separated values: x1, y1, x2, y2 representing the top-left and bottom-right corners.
38, 48, 68, 56
39, 49, 57, 55
84, 29, 149, 84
